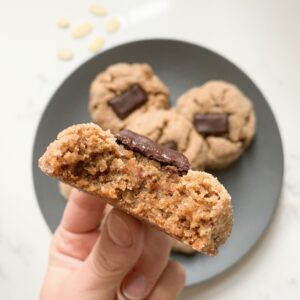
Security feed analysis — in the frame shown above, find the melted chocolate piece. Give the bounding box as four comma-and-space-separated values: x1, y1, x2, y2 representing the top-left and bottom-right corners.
116, 130, 190, 173
108, 84, 147, 120
162, 141, 178, 151
194, 113, 228, 135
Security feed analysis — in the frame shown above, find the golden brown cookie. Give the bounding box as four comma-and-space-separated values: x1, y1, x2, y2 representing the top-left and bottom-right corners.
175, 81, 256, 170
58, 182, 196, 254
126, 110, 207, 170
89, 63, 169, 133
39, 123, 232, 255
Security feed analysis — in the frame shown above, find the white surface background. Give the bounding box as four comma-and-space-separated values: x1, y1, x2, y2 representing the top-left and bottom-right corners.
1, 0, 300, 299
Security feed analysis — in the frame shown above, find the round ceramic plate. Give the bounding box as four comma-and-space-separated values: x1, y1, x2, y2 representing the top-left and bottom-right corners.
32, 39, 283, 286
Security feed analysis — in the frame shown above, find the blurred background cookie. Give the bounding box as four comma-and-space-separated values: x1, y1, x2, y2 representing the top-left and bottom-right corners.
126, 110, 207, 170
89, 63, 169, 133
175, 81, 256, 170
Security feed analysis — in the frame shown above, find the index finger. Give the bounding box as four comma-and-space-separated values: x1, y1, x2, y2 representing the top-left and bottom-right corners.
61, 189, 106, 234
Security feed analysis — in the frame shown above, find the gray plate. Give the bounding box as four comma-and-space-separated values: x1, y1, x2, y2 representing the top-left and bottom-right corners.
32, 39, 284, 286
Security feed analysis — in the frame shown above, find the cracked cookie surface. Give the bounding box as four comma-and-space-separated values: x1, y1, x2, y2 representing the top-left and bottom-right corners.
39, 123, 232, 255
89, 63, 170, 133
175, 81, 256, 170
127, 110, 207, 170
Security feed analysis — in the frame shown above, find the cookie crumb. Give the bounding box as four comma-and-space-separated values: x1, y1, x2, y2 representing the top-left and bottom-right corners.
89, 36, 105, 53
72, 22, 93, 38
105, 17, 120, 33
57, 48, 74, 61
89, 3, 107, 16
56, 16, 70, 29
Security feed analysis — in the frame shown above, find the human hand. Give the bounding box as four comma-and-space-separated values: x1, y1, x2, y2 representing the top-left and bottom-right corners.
40, 189, 185, 299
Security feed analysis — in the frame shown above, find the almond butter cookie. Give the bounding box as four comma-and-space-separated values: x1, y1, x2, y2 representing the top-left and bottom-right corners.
127, 110, 207, 170
89, 63, 169, 133
175, 81, 256, 170
39, 123, 232, 255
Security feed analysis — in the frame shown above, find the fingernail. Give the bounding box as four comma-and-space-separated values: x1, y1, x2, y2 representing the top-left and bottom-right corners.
122, 272, 147, 299
107, 212, 133, 247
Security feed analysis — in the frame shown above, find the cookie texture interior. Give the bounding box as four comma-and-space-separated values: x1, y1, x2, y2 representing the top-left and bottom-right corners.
39, 123, 232, 255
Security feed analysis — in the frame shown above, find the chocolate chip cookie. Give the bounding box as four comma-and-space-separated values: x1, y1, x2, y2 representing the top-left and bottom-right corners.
89, 63, 169, 133
39, 123, 232, 255
58, 181, 196, 255
175, 81, 256, 170
126, 110, 207, 170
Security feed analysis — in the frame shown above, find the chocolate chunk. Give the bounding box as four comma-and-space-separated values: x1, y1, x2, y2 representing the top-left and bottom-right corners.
108, 84, 147, 119
194, 113, 228, 135
162, 141, 178, 151
116, 130, 190, 173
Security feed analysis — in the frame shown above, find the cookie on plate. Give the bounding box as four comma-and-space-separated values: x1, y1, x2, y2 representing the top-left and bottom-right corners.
89, 63, 169, 133
175, 80, 256, 170
39, 123, 233, 255
127, 110, 207, 170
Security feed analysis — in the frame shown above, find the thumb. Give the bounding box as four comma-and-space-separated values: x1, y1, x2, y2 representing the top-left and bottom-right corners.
75, 209, 144, 298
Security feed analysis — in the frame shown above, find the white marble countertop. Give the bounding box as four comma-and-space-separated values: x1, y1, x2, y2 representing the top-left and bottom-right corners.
1, 0, 300, 299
